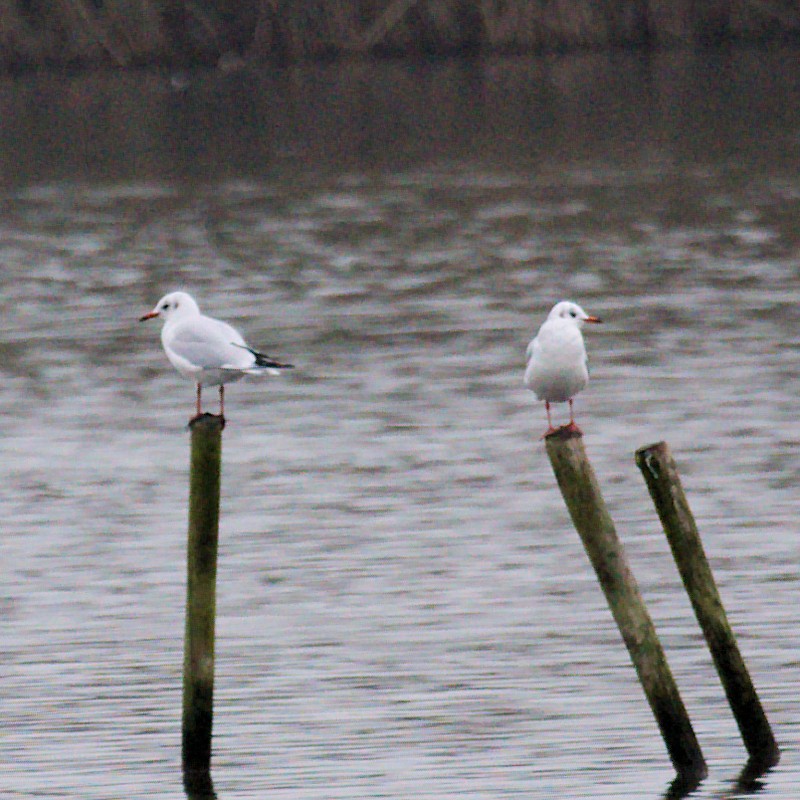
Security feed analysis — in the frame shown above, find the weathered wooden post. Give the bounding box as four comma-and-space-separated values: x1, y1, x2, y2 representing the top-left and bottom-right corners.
545, 428, 707, 783
182, 414, 223, 778
635, 441, 780, 770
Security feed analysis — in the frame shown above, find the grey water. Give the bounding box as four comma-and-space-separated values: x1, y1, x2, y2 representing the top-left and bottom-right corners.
2, 48, 799, 799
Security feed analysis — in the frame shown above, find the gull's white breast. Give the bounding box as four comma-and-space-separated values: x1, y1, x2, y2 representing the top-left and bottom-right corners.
524, 320, 589, 403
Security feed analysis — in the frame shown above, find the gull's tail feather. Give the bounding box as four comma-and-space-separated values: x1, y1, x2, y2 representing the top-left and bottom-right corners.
232, 342, 294, 373
252, 350, 294, 370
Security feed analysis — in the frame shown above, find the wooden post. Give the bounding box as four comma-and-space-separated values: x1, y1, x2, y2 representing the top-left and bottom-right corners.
182, 414, 223, 777
635, 441, 780, 770
545, 428, 707, 783
183, 765, 217, 799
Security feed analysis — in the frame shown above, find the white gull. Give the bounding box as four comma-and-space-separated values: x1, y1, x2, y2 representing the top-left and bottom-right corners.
524, 300, 602, 435
140, 290, 292, 419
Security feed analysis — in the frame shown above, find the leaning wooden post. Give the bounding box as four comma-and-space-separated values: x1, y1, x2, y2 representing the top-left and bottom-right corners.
635, 441, 780, 770
545, 428, 707, 783
182, 414, 223, 777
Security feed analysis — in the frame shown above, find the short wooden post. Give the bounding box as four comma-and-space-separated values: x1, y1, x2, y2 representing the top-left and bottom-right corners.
182, 414, 223, 777
545, 428, 707, 783
635, 441, 780, 770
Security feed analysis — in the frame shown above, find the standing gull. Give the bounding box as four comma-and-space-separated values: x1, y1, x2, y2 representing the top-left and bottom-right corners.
524, 300, 602, 435
140, 290, 293, 419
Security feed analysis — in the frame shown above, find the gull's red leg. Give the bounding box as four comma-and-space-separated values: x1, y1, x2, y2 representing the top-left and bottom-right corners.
565, 398, 583, 434
547, 401, 560, 434
541, 401, 560, 438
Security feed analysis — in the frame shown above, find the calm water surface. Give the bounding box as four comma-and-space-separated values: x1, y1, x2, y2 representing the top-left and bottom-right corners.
2, 50, 800, 799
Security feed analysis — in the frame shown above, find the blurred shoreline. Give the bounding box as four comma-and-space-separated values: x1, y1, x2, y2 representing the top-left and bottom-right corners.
2, 0, 799, 75
3, 47, 800, 189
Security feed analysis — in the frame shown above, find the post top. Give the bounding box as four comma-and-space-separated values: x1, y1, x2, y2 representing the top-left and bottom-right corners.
188, 412, 225, 431
544, 425, 583, 441
634, 441, 668, 458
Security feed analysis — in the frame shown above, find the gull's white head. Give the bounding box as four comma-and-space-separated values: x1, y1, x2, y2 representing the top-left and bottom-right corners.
139, 291, 199, 323
546, 300, 602, 327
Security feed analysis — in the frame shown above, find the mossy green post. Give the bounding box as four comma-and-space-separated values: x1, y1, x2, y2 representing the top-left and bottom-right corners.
635, 441, 780, 770
545, 428, 707, 783
182, 414, 223, 777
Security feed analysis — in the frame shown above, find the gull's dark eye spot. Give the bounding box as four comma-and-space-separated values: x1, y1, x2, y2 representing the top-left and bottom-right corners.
162, 303, 170, 310
569, 310, 577, 317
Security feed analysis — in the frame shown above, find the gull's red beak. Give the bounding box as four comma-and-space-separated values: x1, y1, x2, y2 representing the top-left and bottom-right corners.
585, 316, 602, 324
139, 310, 159, 321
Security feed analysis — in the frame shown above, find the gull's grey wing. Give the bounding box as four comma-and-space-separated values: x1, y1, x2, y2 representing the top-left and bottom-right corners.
165, 317, 251, 369
525, 335, 540, 363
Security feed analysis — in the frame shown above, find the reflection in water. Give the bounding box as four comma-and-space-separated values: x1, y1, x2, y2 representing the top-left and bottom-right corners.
730, 758, 780, 797
184, 768, 217, 800
2, 51, 800, 800
664, 770, 705, 800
